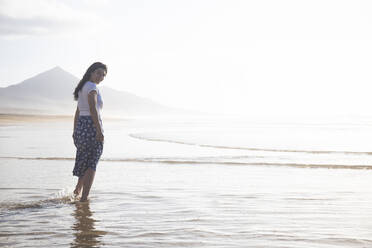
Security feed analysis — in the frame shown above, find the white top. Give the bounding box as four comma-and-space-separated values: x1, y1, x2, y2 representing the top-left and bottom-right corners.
77, 81, 103, 119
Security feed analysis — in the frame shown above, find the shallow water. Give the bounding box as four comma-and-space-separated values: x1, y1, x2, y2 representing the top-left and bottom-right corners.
1, 116, 372, 247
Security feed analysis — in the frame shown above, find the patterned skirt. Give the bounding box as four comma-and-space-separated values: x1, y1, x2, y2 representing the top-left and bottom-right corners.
73, 116, 103, 177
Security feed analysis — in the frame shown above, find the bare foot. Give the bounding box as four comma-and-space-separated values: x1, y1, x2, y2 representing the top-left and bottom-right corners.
73, 187, 81, 196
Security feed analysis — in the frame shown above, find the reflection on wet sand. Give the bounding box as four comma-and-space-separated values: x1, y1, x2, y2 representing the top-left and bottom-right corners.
71, 202, 106, 248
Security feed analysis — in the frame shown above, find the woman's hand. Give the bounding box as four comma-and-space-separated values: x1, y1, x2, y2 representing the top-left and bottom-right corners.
96, 131, 104, 142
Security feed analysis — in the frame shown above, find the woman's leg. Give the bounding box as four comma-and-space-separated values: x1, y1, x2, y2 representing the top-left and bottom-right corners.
74, 176, 84, 196
80, 168, 96, 202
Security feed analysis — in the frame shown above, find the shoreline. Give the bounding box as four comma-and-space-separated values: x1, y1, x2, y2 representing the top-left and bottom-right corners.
0, 113, 132, 125
0, 113, 73, 125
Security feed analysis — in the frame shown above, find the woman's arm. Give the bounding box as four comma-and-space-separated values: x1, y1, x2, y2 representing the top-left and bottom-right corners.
73, 107, 79, 135
88, 91, 104, 142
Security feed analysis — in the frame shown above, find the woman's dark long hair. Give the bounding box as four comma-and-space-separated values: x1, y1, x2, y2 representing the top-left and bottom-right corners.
73, 62, 107, 100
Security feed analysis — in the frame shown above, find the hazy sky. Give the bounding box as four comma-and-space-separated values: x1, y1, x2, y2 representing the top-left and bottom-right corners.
1, 0, 372, 116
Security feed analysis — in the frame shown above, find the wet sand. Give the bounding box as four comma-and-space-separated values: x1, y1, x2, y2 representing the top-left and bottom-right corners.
0, 114, 73, 125
0, 113, 129, 126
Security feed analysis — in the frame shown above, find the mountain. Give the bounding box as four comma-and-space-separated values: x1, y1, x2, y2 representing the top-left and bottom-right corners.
0, 67, 192, 116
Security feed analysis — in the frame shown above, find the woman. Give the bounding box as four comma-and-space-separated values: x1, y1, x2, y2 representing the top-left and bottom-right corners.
72, 62, 107, 202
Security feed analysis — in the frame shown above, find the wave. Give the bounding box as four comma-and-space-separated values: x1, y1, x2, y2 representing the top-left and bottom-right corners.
129, 133, 372, 155
0, 156, 75, 161
108, 160, 372, 170
0, 189, 77, 212
1, 156, 371, 170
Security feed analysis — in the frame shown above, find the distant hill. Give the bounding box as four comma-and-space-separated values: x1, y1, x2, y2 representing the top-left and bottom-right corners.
0, 67, 195, 116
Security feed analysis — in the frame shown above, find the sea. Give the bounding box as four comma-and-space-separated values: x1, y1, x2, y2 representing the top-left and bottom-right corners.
1, 114, 372, 247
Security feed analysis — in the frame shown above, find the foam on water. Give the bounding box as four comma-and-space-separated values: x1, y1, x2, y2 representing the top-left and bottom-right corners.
2, 155, 372, 170
0, 188, 77, 212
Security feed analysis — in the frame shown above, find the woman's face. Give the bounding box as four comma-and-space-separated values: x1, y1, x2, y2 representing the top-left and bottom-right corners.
90, 68, 106, 84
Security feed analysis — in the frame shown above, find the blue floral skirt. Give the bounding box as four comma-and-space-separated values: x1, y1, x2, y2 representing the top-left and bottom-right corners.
73, 116, 103, 177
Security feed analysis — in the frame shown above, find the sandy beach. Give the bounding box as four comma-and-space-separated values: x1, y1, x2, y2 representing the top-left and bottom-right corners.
0, 113, 131, 126
0, 114, 73, 125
